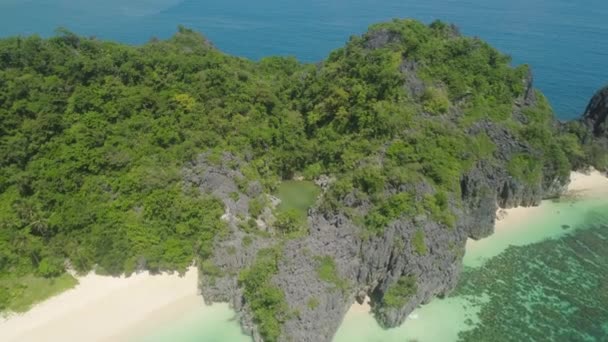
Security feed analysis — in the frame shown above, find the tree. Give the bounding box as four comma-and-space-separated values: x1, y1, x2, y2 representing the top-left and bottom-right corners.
274, 209, 304, 234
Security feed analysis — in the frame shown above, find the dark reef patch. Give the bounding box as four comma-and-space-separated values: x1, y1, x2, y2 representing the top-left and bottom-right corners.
453, 209, 608, 341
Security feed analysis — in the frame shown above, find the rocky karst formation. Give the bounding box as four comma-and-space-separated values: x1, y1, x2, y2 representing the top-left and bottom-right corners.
1, 18, 606, 338
584, 86, 608, 137
190, 88, 606, 342
185, 31, 608, 342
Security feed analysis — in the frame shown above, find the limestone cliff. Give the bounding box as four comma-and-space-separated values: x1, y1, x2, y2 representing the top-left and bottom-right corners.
184, 70, 591, 342
584, 86, 608, 138
181, 23, 606, 342
1, 18, 606, 337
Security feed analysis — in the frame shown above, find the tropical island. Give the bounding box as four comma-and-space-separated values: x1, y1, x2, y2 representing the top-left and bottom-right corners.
0, 19, 607, 341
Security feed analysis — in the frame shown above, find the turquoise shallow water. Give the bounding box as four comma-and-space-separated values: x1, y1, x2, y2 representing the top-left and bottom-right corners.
3, 2, 607, 340
136, 303, 250, 342
139, 197, 608, 341
0, 0, 607, 118
455, 212, 608, 341
333, 198, 608, 342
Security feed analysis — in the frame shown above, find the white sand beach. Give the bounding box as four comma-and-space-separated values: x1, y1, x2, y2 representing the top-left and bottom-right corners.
348, 169, 608, 315
464, 170, 608, 262
348, 296, 371, 314
1, 171, 606, 342
566, 169, 608, 198
0, 267, 203, 342
493, 169, 608, 232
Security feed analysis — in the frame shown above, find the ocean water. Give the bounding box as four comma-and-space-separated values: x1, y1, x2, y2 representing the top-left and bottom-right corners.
3, 2, 607, 340
0, 0, 607, 118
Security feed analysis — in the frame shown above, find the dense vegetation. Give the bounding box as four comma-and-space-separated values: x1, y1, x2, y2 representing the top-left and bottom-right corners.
315, 255, 349, 293
412, 229, 427, 255
239, 247, 290, 341
381, 275, 418, 308
0, 19, 602, 319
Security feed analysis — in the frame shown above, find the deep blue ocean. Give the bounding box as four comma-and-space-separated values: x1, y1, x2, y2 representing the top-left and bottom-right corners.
1, 0, 607, 119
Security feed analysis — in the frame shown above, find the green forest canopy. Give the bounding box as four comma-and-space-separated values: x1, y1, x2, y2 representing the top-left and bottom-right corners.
0, 20, 601, 312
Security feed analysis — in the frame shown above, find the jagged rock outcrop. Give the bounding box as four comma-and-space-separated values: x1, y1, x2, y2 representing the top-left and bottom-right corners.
178, 24, 607, 342
183, 153, 273, 307
186, 147, 568, 342
577, 85, 608, 172
2, 18, 605, 342
183, 61, 579, 342
185, 121, 571, 342
583, 85, 608, 137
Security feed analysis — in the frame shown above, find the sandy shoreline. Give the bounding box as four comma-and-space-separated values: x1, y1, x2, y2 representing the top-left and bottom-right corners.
1, 171, 605, 341
348, 296, 372, 314
347, 170, 608, 317
0, 267, 202, 342
494, 169, 608, 231
565, 169, 608, 199
464, 170, 608, 260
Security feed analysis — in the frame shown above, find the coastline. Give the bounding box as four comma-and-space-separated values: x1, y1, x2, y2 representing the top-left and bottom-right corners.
345, 169, 608, 317
498, 169, 607, 226
335, 169, 608, 342
0, 267, 203, 342
465, 169, 608, 254
0, 171, 605, 342
563, 169, 608, 199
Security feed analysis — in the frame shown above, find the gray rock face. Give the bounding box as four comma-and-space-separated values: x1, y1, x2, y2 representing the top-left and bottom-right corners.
182, 67, 576, 342
276, 212, 361, 342
583, 85, 608, 137
578, 85, 608, 172
183, 153, 273, 308
361, 213, 465, 327
364, 29, 402, 50
400, 60, 425, 98
462, 117, 568, 238
185, 150, 568, 342
512, 68, 538, 124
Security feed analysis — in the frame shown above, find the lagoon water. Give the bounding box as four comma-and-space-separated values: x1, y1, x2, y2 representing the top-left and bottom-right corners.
1, 0, 607, 118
